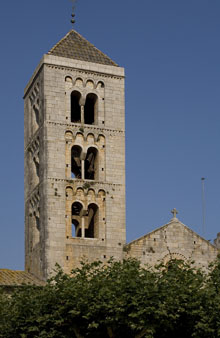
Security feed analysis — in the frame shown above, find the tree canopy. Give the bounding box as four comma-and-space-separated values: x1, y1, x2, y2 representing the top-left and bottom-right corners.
1, 257, 220, 338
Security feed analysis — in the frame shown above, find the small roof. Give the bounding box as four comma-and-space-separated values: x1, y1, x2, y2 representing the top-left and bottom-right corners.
0, 269, 45, 287
47, 30, 118, 67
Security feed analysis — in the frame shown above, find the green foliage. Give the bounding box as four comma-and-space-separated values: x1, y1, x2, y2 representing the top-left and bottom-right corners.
1, 258, 220, 337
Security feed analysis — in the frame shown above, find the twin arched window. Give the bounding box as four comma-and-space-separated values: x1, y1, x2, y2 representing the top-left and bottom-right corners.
71, 146, 98, 180
72, 202, 98, 238
71, 91, 98, 125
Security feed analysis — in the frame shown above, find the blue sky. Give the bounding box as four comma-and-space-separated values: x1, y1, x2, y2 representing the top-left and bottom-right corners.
0, 0, 220, 270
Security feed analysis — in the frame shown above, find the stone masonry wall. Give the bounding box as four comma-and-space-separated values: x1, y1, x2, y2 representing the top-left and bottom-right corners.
124, 219, 219, 270
24, 55, 126, 279
24, 69, 47, 279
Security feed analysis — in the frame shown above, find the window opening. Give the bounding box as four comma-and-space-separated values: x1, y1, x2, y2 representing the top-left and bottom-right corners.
71, 91, 81, 123
84, 93, 97, 125
85, 147, 98, 180
71, 146, 82, 179
85, 204, 98, 238
72, 202, 83, 237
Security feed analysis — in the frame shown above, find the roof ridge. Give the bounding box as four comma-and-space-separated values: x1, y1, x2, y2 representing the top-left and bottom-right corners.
48, 30, 74, 55
72, 30, 118, 66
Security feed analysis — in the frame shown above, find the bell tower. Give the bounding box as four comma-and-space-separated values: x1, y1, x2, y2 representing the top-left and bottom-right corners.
24, 30, 126, 280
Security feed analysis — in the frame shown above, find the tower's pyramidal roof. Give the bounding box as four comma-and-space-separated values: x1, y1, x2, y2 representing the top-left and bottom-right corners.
48, 30, 118, 67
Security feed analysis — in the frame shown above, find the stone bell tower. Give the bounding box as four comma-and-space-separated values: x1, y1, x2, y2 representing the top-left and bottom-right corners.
24, 29, 126, 280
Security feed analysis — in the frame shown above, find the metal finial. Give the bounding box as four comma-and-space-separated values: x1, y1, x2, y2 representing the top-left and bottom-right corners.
201, 177, 206, 237
70, 0, 77, 27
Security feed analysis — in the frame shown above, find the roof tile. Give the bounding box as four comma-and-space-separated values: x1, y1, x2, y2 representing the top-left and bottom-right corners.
47, 30, 118, 67
0, 269, 45, 286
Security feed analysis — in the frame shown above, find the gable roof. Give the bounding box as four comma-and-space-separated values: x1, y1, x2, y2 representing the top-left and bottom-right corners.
47, 30, 118, 67
0, 269, 45, 287
127, 218, 218, 250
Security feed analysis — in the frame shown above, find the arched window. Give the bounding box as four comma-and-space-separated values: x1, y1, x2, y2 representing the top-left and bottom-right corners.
71, 91, 81, 123
85, 147, 98, 180
72, 202, 83, 237
84, 93, 98, 125
71, 145, 82, 179
85, 204, 99, 238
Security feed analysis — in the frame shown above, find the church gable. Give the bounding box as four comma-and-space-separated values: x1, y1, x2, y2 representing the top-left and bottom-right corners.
125, 216, 219, 269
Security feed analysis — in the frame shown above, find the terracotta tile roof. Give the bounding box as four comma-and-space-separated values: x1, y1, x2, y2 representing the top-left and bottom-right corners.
0, 269, 45, 286
47, 30, 118, 67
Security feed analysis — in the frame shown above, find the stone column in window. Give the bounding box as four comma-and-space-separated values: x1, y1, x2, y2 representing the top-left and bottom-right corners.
81, 159, 85, 180
81, 105, 84, 125
81, 216, 85, 238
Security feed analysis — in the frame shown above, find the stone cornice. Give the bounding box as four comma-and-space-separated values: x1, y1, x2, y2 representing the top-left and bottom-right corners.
24, 54, 125, 97
45, 63, 124, 80
48, 177, 122, 188
46, 120, 125, 134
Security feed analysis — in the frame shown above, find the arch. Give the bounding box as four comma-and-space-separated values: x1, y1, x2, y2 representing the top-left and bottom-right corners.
163, 253, 187, 265
71, 91, 81, 123
85, 147, 98, 180
65, 76, 72, 83
97, 134, 105, 147
71, 145, 82, 179
75, 77, 83, 87
96, 81, 105, 89
66, 186, 73, 198
97, 133, 105, 140
86, 133, 95, 144
75, 132, 84, 144
87, 188, 96, 199
72, 201, 83, 237
86, 80, 95, 89
65, 130, 73, 141
84, 93, 98, 125
85, 203, 99, 238
98, 189, 106, 198
76, 187, 84, 199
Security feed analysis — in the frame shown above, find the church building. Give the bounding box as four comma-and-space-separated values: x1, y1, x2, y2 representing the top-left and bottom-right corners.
0, 26, 219, 286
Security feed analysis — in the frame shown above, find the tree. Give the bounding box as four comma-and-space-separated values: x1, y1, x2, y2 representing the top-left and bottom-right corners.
1, 257, 220, 338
